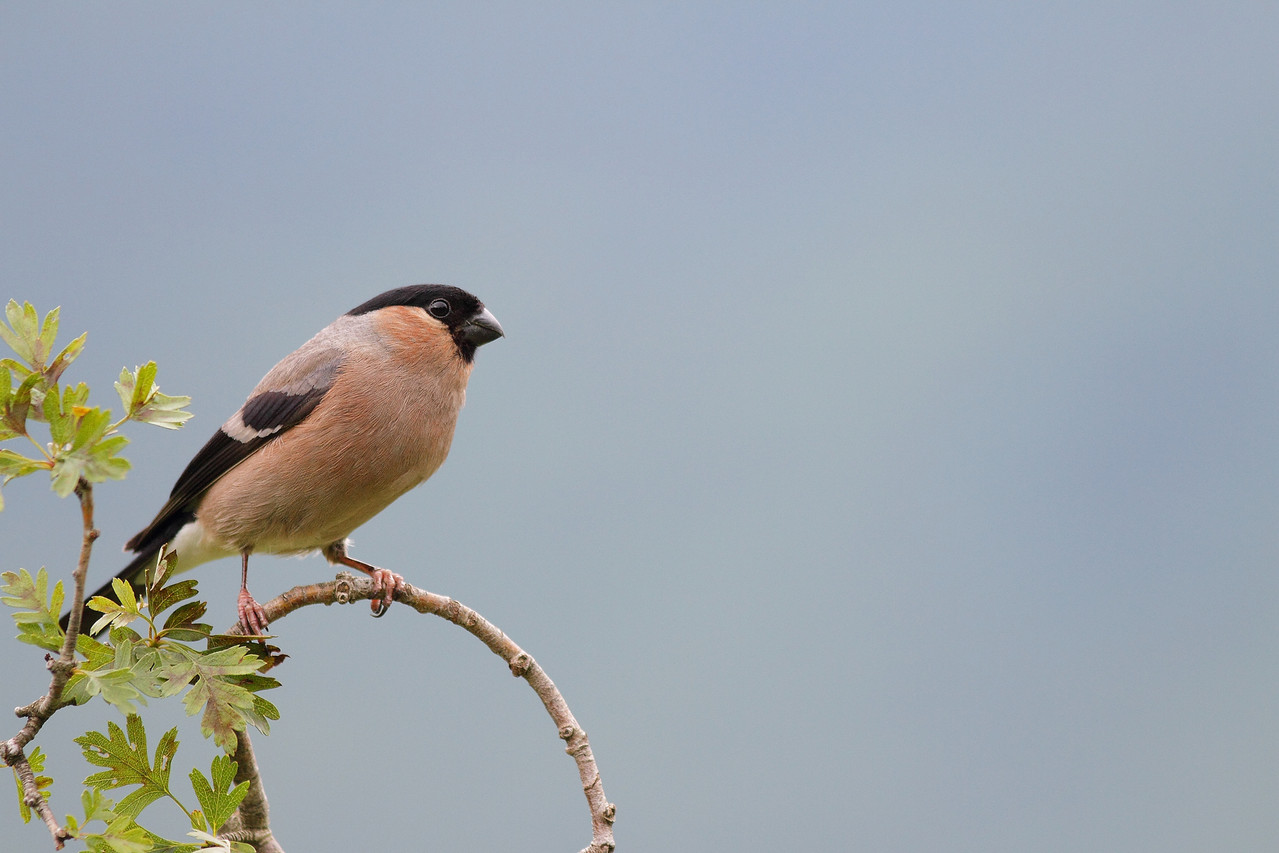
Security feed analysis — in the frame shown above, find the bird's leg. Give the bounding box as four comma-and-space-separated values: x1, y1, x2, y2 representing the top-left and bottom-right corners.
322, 541, 404, 617
237, 549, 270, 635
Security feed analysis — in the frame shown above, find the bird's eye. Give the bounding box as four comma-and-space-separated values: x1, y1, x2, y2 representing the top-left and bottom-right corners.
428, 299, 450, 318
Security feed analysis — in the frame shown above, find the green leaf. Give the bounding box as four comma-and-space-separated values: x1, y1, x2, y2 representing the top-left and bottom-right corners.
87, 577, 143, 635
150, 546, 179, 588
14, 622, 63, 652
79, 786, 118, 825
76, 715, 180, 819
76, 632, 118, 668
64, 634, 142, 706
0, 448, 46, 478
0, 357, 32, 380
117, 362, 192, 429
0, 300, 39, 364
1, 568, 64, 649
68, 790, 197, 852
80, 434, 132, 483
50, 427, 130, 496
50, 453, 86, 497
114, 366, 136, 413
89, 813, 152, 853
116, 363, 152, 416
132, 362, 157, 410
242, 693, 281, 738
36, 305, 59, 365
0, 303, 74, 385
73, 667, 148, 716
73, 406, 113, 450
68, 639, 166, 715
135, 391, 194, 429
0, 309, 21, 361
157, 645, 272, 751
124, 645, 166, 699
2, 372, 42, 434
158, 600, 211, 642
107, 623, 145, 646
64, 379, 90, 408
189, 754, 248, 832
48, 331, 86, 383
141, 828, 202, 853
44, 386, 74, 446
1, 567, 52, 612
149, 578, 200, 622
0, 366, 13, 441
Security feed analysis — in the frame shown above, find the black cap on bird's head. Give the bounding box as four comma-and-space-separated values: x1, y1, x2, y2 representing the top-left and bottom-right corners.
348, 284, 504, 362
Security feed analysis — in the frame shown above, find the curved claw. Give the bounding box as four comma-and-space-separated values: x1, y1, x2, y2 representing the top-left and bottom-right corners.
323, 544, 404, 621
368, 566, 403, 618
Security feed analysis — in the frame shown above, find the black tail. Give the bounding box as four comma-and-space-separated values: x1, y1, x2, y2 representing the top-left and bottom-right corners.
58, 545, 161, 636
60, 512, 195, 636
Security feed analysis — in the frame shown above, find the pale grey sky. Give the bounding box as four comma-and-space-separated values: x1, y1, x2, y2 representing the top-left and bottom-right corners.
2, 4, 1277, 850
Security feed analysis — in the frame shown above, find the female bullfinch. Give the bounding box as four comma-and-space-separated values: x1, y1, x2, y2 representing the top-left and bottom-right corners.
68, 285, 503, 635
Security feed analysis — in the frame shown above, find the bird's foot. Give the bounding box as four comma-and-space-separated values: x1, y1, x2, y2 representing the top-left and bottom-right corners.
237, 587, 270, 635
322, 541, 404, 619
368, 568, 404, 618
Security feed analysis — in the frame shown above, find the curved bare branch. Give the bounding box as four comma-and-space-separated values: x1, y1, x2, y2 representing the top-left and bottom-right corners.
228, 573, 617, 853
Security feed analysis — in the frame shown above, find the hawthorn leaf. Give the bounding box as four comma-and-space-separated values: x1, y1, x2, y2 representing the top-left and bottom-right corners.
87, 813, 152, 853
189, 754, 248, 832
36, 304, 59, 365
88, 578, 143, 635
149, 579, 200, 622
48, 331, 86, 383
1, 568, 64, 649
76, 716, 179, 819
157, 646, 270, 751
72, 668, 147, 716
0, 448, 46, 478
0, 300, 39, 363
50, 453, 86, 497
117, 362, 192, 429
3, 372, 42, 433
44, 388, 75, 446
1, 567, 55, 613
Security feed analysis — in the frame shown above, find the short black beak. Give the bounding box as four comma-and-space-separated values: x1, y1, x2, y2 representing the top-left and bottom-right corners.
459, 306, 504, 347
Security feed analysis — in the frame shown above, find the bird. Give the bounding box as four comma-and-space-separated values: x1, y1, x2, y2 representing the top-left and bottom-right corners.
63, 284, 503, 636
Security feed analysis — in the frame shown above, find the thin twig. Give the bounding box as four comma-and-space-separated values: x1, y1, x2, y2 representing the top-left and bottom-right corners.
2, 478, 98, 849
59, 478, 97, 663
228, 573, 617, 853
10, 749, 66, 847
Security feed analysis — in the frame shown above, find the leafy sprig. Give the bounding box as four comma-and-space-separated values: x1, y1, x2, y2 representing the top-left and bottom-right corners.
71, 549, 282, 748
67, 751, 253, 853
5, 550, 281, 847
0, 299, 192, 509
3, 302, 273, 850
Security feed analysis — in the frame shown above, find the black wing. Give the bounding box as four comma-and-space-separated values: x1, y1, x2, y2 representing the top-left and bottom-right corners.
125, 331, 346, 553
124, 384, 331, 553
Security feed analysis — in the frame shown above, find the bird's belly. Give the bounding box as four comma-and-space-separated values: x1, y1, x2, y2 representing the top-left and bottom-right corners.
195, 405, 456, 555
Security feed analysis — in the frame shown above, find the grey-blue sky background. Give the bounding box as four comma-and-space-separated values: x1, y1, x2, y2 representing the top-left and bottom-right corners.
2, 4, 1276, 850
